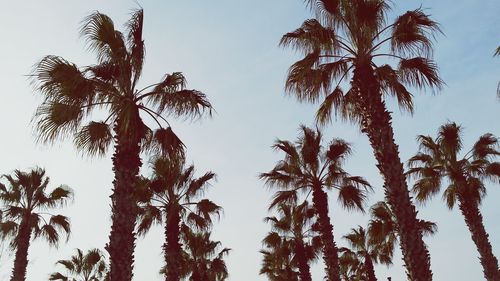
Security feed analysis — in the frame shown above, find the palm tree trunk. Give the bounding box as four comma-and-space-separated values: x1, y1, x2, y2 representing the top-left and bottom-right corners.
353, 62, 433, 281
164, 206, 182, 281
294, 239, 312, 281
107, 116, 142, 281
311, 184, 341, 281
458, 196, 500, 281
364, 254, 377, 281
10, 218, 31, 281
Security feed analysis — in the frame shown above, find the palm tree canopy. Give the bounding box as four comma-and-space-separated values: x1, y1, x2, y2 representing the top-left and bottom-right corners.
282, 0, 443, 126
261, 126, 371, 212
49, 248, 108, 281
407, 122, 500, 208
136, 155, 221, 235
0, 168, 72, 248
32, 9, 213, 157
172, 227, 230, 281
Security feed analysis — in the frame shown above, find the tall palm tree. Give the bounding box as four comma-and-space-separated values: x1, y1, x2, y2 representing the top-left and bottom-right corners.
177, 227, 230, 281
260, 126, 371, 281
340, 226, 393, 281
407, 122, 500, 280
49, 248, 107, 281
31, 9, 212, 281
0, 168, 72, 281
262, 200, 322, 281
136, 156, 222, 281
281, 1, 443, 279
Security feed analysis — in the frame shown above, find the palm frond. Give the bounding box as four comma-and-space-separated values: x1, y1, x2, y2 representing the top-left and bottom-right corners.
125, 9, 145, 83
375, 64, 414, 113
143, 127, 185, 159
74, 121, 113, 156
398, 57, 443, 90
80, 11, 126, 63
280, 19, 338, 54
391, 9, 441, 56
472, 133, 499, 160
337, 184, 367, 212
34, 102, 85, 143
316, 86, 345, 125
147, 88, 213, 119
136, 204, 162, 236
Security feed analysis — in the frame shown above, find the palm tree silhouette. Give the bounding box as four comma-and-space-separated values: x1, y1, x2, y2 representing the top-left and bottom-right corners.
136, 155, 221, 281
280, 1, 443, 279
262, 200, 322, 281
31, 9, 212, 281
260, 235, 300, 281
174, 226, 230, 281
340, 226, 393, 281
49, 248, 107, 281
260, 126, 371, 281
0, 168, 72, 281
407, 122, 500, 280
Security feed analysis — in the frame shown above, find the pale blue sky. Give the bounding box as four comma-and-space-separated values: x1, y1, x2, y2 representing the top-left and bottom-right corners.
0, 1, 499, 280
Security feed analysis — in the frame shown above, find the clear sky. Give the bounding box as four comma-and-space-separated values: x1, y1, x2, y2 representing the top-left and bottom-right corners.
0, 1, 499, 280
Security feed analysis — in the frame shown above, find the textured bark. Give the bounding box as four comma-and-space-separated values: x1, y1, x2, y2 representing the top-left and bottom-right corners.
364, 254, 377, 281
107, 115, 142, 281
294, 240, 312, 281
10, 218, 31, 281
164, 206, 182, 281
458, 196, 500, 281
353, 61, 433, 281
311, 184, 341, 281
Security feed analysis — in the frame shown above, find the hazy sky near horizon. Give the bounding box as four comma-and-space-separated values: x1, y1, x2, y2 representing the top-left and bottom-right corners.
0, 1, 499, 280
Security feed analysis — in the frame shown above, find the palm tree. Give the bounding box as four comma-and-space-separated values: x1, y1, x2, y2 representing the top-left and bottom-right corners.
31, 9, 212, 281
136, 155, 222, 281
340, 226, 393, 281
262, 200, 322, 281
260, 126, 371, 281
281, 1, 443, 279
176, 226, 230, 281
407, 122, 500, 280
0, 168, 72, 281
49, 248, 107, 281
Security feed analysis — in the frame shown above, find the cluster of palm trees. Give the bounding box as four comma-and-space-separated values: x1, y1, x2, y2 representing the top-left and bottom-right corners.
0, 1, 498, 281
258, 0, 500, 281
0, 8, 229, 281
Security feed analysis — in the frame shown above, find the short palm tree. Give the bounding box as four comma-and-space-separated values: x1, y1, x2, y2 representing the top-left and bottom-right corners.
49, 248, 107, 281
407, 122, 500, 280
0, 168, 72, 281
338, 249, 365, 281
281, 1, 443, 279
262, 200, 322, 281
260, 237, 299, 281
136, 156, 222, 281
179, 227, 230, 281
31, 9, 212, 281
260, 126, 371, 281
340, 226, 393, 281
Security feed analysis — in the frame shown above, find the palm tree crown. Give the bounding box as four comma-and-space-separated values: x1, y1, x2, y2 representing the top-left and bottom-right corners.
407, 122, 500, 280
136, 155, 222, 281
177, 227, 230, 281
49, 248, 108, 281
261, 126, 371, 281
0, 168, 72, 281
